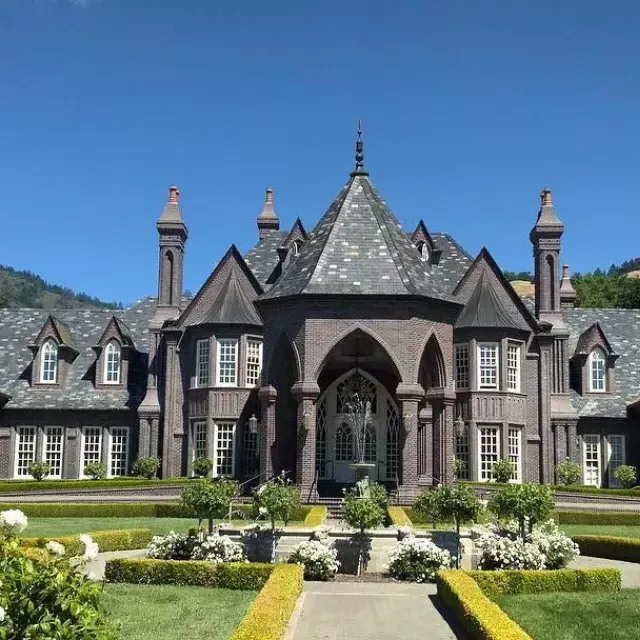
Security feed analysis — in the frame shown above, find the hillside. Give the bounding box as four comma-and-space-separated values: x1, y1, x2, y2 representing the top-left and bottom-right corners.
0, 265, 121, 310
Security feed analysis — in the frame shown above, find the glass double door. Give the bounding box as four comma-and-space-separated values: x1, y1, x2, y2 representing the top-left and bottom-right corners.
330, 415, 382, 483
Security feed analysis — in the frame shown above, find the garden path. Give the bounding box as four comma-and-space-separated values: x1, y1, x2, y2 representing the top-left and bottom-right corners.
569, 555, 640, 588
287, 581, 461, 640
84, 549, 145, 581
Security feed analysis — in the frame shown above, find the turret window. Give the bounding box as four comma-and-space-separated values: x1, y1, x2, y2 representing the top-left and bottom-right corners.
478, 343, 499, 389
104, 341, 121, 384
415, 241, 429, 262
589, 348, 606, 392
40, 339, 58, 383
507, 343, 521, 392
245, 340, 262, 387
454, 343, 469, 389
217, 339, 238, 386
196, 339, 210, 387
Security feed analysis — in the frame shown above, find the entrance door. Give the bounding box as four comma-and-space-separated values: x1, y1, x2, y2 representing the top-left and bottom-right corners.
583, 435, 601, 486
332, 417, 380, 483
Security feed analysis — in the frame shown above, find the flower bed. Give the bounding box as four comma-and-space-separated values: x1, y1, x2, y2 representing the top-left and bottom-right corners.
21, 527, 153, 555
572, 534, 640, 562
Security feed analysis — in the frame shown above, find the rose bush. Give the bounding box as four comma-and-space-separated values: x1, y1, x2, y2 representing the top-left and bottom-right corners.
145, 531, 197, 560
190, 533, 246, 563
387, 535, 452, 582
288, 539, 339, 581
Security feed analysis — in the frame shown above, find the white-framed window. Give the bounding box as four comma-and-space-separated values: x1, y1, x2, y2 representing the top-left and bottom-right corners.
316, 396, 327, 479
363, 424, 377, 463
245, 340, 262, 387
415, 241, 429, 261
40, 339, 58, 383
43, 426, 64, 478
291, 240, 302, 256
455, 430, 470, 480
193, 420, 207, 461
478, 343, 499, 390
589, 348, 606, 392
104, 341, 121, 384
507, 343, 521, 392
15, 426, 36, 477
196, 339, 210, 388
385, 400, 400, 481
244, 421, 259, 478
217, 339, 238, 386
608, 434, 625, 488
508, 427, 522, 482
108, 427, 129, 477
335, 423, 353, 462
454, 343, 470, 390
213, 421, 236, 477
583, 434, 601, 486
81, 427, 102, 476
478, 426, 499, 481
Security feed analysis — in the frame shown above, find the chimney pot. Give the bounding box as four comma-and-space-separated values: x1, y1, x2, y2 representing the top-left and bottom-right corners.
562, 264, 570, 279
169, 185, 180, 203
540, 186, 552, 207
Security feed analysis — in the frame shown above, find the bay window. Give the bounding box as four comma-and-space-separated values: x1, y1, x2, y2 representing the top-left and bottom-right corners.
108, 427, 129, 477
478, 426, 499, 481
193, 420, 207, 461
245, 339, 262, 387
507, 343, 521, 392
15, 426, 36, 477
478, 343, 499, 389
217, 339, 238, 386
213, 421, 236, 477
43, 426, 64, 478
196, 339, 210, 387
507, 427, 521, 482
454, 343, 469, 389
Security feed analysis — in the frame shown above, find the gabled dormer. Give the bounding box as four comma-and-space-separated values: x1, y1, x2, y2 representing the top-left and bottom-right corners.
411, 220, 442, 265
92, 316, 135, 389
570, 322, 619, 395
275, 218, 308, 273
28, 315, 79, 387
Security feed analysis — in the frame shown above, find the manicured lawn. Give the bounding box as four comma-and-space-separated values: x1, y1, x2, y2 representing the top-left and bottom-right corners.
560, 524, 640, 539
102, 584, 256, 640
495, 590, 640, 640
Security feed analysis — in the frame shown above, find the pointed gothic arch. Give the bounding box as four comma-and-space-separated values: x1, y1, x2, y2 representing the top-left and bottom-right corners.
417, 333, 446, 391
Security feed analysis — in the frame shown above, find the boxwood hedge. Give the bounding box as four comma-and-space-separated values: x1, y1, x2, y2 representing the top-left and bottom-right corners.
21, 528, 153, 556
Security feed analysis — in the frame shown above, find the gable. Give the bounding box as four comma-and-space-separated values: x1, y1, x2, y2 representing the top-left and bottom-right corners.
574, 322, 617, 357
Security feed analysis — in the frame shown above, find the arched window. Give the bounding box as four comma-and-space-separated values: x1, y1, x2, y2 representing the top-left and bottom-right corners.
315, 397, 327, 478
40, 339, 58, 383
363, 423, 377, 463
335, 423, 353, 461
291, 240, 302, 256
416, 241, 429, 262
104, 341, 121, 384
166, 250, 174, 305
386, 400, 399, 479
589, 348, 606, 392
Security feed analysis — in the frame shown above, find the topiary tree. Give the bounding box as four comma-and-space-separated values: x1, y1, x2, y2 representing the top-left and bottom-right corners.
342, 491, 385, 574
488, 482, 554, 539
254, 472, 300, 531
492, 458, 514, 483
83, 462, 107, 480
131, 456, 161, 479
615, 465, 637, 489
413, 489, 444, 529
180, 477, 239, 534
556, 458, 582, 485
192, 456, 214, 478
27, 461, 50, 482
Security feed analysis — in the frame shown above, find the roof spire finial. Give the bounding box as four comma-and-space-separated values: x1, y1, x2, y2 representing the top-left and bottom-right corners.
351, 118, 368, 176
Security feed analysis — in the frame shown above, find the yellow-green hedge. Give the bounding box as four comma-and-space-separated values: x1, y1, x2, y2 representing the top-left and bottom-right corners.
573, 535, 640, 563
388, 506, 413, 527
303, 505, 327, 527
467, 568, 621, 598
557, 510, 640, 525
21, 528, 153, 556
436, 570, 531, 640
231, 564, 303, 640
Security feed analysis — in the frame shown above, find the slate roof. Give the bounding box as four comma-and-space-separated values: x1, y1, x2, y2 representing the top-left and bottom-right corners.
259, 175, 458, 300
456, 273, 521, 329
0, 298, 155, 410
564, 308, 640, 418
429, 233, 474, 294
244, 230, 288, 289
201, 269, 262, 326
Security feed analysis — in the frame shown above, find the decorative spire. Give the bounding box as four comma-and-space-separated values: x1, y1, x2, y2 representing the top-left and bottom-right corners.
257, 187, 280, 239
351, 118, 369, 176
559, 263, 577, 309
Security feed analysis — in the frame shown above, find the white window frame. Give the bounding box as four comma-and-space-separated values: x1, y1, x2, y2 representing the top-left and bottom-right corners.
196, 339, 210, 388
478, 426, 500, 482
217, 339, 238, 387
589, 348, 606, 393
607, 434, 626, 488
40, 339, 58, 384
245, 339, 263, 388
193, 420, 208, 461
213, 421, 236, 477
507, 342, 521, 393
454, 343, 470, 390
455, 429, 470, 480
478, 343, 499, 390
81, 427, 103, 478
583, 434, 601, 487
108, 427, 129, 478
15, 426, 37, 478
104, 341, 121, 385
43, 426, 64, 479
507, 427, 522, 483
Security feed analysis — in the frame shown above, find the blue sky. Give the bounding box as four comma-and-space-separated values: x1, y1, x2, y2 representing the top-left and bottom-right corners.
1, 0, 639, 305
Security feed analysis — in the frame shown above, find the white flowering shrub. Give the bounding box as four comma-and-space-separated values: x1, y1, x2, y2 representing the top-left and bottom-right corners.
145, 531, 197, 560
529, 520, 580, 569
387, 536, 452, 582
288, 539, 340, 581
45, 540, 66, 557
191, 533, 246, 563
0, 509, 28, 535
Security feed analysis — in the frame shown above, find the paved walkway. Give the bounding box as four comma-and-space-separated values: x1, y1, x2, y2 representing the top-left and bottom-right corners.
287, 581, 460, 640
83, 549, 145, 581
569, 555, 640, 588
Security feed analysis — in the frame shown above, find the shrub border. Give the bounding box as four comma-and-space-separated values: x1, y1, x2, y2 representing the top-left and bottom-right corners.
0, 478, 194, 493
388, 506, 413, 527
21, 528, 153, 556
557, 510, 640, 525
302, 505, 327, 527
572, 534, 640, 562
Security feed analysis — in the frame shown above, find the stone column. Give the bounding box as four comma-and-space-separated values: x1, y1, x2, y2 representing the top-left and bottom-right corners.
396, 384, 425, 491
258, 385, 278, 478
291, 381, 320, 502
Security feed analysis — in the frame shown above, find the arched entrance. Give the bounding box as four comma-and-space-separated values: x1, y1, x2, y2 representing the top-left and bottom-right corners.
315, 368, 400, 484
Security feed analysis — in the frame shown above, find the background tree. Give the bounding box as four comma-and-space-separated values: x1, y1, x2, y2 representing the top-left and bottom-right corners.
488, 483, 554, 539
180, 477, 238, 534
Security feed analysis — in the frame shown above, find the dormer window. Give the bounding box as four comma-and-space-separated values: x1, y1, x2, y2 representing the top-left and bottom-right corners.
40, 339, 58, 383
589, 348, 606, 392
416, 241, 429, 262
291, 240, 302, 256
104, 341, 121, 384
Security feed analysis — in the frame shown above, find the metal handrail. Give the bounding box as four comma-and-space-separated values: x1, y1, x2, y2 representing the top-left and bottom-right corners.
227, 469, 293, 521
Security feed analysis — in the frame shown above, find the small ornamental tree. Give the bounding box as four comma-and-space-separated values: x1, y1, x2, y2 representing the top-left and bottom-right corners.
27, 461, 50, 481
488, 482, 554, 539
556, 458, 582, 485
83, 462, 107, 480
254, 472, 300, 531
192, 456, 214, 478
342, 491, 385, 574
180, 477, 239, 534
452, 457, 467, 480
413, 489, 444, 529
492, 458, 514, 483
131, 456, 161, 479
368, 482, 389, 513
615, 464, 637, 489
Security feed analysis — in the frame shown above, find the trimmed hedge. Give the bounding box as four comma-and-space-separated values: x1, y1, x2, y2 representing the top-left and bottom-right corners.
388, 506, 413, 527
0, 502, 192, 518
467, 568, 621, 598
573, 535, 640, 563
302, 505, 327, 527
557, 510, 640, 526
436, 570, 531, 640
21, 528, 153, 556
0, 477, 193, 493
105, 557, 273, 590
231, 564, 303, 640
463, 480, 640, 498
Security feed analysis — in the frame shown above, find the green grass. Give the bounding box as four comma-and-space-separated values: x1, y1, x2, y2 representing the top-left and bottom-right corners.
560, 524, 640, 539
102, 583, 256, 640
495, 590, 640, 640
